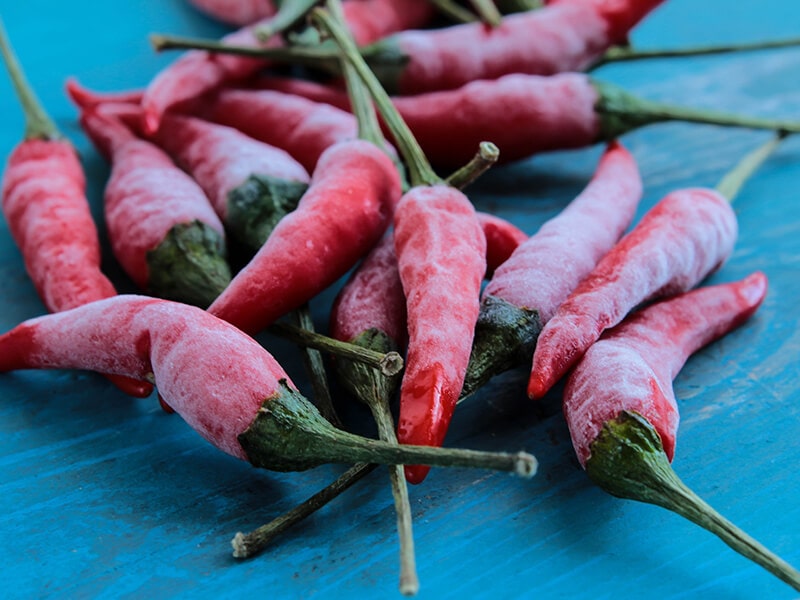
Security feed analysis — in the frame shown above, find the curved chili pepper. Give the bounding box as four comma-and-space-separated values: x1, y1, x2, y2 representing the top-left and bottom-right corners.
476, 211, 527, 278
67, 80, 311, 254
462, 141, 642, 399
0, 24, 151, 399
529, 134, 785, 399
77, 107, 231, 308
0, 295, 536, 476
143, 0, 435, 134
564, 271, 800, 592
186, 0, 277, 26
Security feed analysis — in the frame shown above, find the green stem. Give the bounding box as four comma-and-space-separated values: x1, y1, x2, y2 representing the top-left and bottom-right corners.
231, 463, 378, 559
595, 80, 800, 141
468, 0, 503, 26
291, 305, 341, 428
445, 142, 500, 190
239, 381, 537, 476
494, 0, 542, 13
594, 37, 800, 69
310, 7, 441, 187
428, 0, 478, 23
715, 132, 788, 202
268, 321, 404, 376
586, 411, 800, 592
252, 0, 324, 42
0, 19, 61, 140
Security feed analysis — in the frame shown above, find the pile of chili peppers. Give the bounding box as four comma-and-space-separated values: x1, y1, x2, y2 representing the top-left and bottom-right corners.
1, 0, 800, 596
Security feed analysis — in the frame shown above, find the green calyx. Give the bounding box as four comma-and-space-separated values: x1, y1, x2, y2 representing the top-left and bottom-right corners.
459, 295, 541, 401
226, 174, 309, 252
335, 328, 402, 409
239, 381, 538, 476
146, 220, 231, 308
585, 410, 800, 592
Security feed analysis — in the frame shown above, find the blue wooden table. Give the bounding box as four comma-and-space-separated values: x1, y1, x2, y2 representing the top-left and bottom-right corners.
1, 1, 799, 598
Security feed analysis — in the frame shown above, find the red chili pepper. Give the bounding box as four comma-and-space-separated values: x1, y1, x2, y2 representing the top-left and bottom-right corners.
67, 80, 311, 253
563, 271, 800, 592
462, 141, 642, 398
529, 134, 785, 400
200, 88, 358, 173
77, 107, 231, 308
0, 24, 152, 399
312, 7, 491, 484
207, 137, 401, 335
186, 0, 277, 26
0, 295, 537, 477
476, 211, 527, 277
143, 0, 435, 134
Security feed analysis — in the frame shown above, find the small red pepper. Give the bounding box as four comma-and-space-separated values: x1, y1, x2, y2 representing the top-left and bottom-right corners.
462, 141, 642, 398
77, 107, 231, 308
563, 271, 800, 592
529, 134, 785, 399
0, 295, 537, 477
0, 24, 151, 399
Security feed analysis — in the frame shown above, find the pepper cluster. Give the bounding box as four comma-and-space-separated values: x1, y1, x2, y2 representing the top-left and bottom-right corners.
1, 0, 799, 596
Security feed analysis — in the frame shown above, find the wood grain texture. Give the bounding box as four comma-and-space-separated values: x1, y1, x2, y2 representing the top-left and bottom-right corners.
1, 0, 799, 598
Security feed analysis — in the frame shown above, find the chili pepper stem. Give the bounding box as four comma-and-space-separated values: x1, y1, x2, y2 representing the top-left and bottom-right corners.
446, 142, 500, 190
459, 295, 541, 402
268, 321, 404, 376
586, 411, 800, 592
239, 381, 537, 476
596, 80, 800, 140
231, 463, 377, 559
252, 0, 324, 42
715, 132, 788, 201
0, 19, 61, 140
428, 0, 479, 24
468, 0, 503, 27
595, 37, 800, 69
310, 6, 441, 187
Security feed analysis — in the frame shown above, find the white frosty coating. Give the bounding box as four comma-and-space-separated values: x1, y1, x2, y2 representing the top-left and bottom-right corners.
485, 142, 641, 323
3, 295, 293, 460
153, 114, 310, 219
563, 272, 767, 466
104, 140, 226, 288
530, 187, 738, 397
396, 2, 608, 93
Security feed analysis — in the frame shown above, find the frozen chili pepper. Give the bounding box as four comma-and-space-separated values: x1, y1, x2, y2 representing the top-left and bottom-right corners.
77, 107, 231, 308
67, 80, 311, 254
0, 295, 537, 476
0, 24, 151, 399
529, 134, 786, 400
476, 211, 527, 278
564, 271, 800, 592
462, 141, 642, 399
186, 0, 277, 26
312, 6, 490, 484
145, 0, 434, 134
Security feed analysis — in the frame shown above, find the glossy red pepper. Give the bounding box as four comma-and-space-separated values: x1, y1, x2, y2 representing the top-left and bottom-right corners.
78, 107, 231, 308
562, 271, 800, 592
0, 24, 151, 398
529, 134, 784, 399
0, 295, 536, 476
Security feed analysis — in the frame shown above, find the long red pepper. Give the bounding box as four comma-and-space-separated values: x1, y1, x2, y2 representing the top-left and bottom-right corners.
0, 295, 537, 476
564, 272, 800, 592
529, 134, 785, 400
462, 141, 642, 398
0, 24, 151, 399
313, 7, 489, 484
78, 107, 231, 308
186, 0, 277, 26
144, 0, 435, 134
67, 80, 311, 253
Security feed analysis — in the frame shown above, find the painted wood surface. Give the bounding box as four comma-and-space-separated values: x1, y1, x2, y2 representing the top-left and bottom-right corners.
0, 1, 799, 598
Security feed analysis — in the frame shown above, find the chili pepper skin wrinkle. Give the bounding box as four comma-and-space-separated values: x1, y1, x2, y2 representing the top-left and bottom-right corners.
372, 0, 665, 95
208, 139, 401, 336
394, 184, 487, 484
565, 272, 767, 466
78, 109, 230, 307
